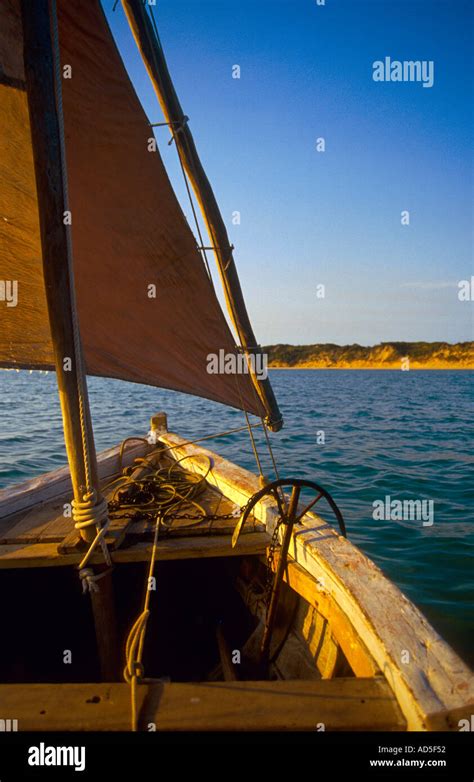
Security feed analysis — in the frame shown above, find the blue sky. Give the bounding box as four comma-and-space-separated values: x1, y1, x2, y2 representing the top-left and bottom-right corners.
105, 0, 473, 345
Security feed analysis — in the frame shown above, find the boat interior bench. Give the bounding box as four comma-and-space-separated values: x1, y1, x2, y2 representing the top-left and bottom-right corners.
0, 679, 406, 731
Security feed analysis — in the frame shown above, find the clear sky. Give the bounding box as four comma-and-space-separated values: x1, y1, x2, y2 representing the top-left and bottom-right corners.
105, 0, 473, 346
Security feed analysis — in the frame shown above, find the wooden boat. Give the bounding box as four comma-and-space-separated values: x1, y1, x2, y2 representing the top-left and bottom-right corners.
0, 0, 472, 734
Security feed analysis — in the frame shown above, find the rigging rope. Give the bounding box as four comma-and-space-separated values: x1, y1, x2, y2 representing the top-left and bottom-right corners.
232, 370, 266, 480
117, 451, 202, 730
123, 508, 160, 732
174, 128, 214, 283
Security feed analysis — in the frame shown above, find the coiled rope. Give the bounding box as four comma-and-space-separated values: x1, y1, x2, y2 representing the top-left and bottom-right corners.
105, 452, 212, 529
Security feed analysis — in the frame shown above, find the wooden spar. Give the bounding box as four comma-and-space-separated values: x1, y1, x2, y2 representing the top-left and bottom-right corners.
121, 0, 283, 432
20, 0, 96, 539
20, 0, 118, 680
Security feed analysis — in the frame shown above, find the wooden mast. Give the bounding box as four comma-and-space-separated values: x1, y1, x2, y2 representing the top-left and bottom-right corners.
121, 0, 283, 432
20, 0, 118, 680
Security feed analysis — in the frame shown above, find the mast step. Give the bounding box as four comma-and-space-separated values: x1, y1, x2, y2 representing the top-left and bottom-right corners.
57, 513, 132, 555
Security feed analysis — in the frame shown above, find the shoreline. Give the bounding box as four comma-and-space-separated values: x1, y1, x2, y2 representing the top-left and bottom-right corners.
265, 342, 474, 371
268, 365, 474, 370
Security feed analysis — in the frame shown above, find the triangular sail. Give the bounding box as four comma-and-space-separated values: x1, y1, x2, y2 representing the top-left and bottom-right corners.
0, 0, 270, 419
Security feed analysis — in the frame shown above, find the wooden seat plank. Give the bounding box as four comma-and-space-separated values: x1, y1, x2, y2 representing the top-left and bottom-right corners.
0, 531, 269, 568
0, 678, 406, 731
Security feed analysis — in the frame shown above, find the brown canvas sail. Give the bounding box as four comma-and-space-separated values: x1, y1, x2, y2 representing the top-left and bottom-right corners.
0, 0, 279, 422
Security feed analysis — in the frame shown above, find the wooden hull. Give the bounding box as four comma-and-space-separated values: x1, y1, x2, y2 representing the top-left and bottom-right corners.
0, 421, 472, 732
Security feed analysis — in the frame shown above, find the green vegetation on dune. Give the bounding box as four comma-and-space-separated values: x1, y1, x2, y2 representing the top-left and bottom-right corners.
264, 342, 474, 369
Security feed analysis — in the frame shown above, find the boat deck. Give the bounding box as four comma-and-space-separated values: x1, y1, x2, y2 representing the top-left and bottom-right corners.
0, 441, 267, 569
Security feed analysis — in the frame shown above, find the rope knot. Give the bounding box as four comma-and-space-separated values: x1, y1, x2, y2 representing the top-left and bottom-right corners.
72, 491, 112, 571
79, 567, 99, 594
79, 566, 114, 595
124, 661, 145, 683
123, 610, 150, 685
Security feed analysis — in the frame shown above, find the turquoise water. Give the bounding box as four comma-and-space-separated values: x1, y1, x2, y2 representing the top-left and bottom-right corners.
1, 369, 473, 665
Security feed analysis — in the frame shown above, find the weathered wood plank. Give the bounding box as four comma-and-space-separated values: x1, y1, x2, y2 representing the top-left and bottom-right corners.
0, 499, 67, 544
275, 557, 379, 678
236, 570, 344, 680
295, 603, 342, 679
127, 516, 258, 538
36, 509, 79, 543
237, 578, 321, 681
158, 432, 270, 519
0, 678, 405, 731
157, 432, 474, 731
0, 532, 268, 569
57, 511, 132, 554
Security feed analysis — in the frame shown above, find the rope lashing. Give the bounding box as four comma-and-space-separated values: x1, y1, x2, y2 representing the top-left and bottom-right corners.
197, 244, 234, 270
149, 118, 189, 129
149, 116, 189, 145
72, 490, 112, 575
78, 566, 113, 595
123, 611, 150, 685
72, 491, 108, 531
